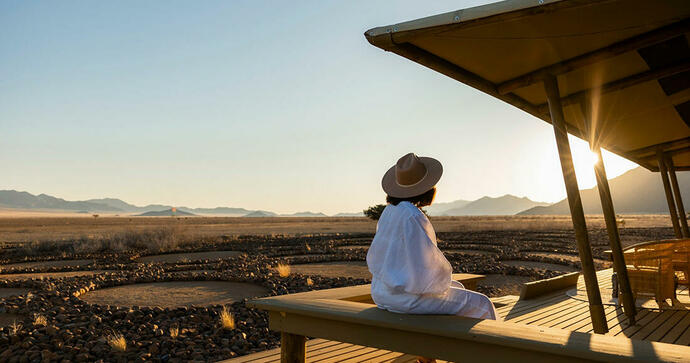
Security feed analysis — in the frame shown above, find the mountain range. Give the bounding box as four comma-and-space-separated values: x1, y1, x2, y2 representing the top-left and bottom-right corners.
431, 195, 550, 216
520, 167, 690, 215
1, 167, 685, 216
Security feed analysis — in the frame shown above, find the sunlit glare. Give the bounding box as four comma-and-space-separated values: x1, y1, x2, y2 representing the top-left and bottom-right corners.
569, 136, 636, 190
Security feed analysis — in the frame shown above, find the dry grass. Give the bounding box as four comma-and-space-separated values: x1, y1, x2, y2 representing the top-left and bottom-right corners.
219, 306, 235, 330
0, 215, 674, 245
33, 314, 47, 327
9, 321, 22, 335
170, 326, 179, 339
106, 333, 127, 352
13, 226, 188, 257
276, 263, 291, 277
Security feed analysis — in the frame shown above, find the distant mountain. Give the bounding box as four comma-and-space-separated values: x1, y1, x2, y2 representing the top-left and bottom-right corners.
243, 210, 278, 217
138, 209, 196, 217
333, 212, 365, 217
519, 167, 690, 215
0, 191, 120, 211
282, 211, 328, 217
86, 198, 171, 213
426, 199, 471, 216
181, 207, 251, 216
443, 195, 550, 216
0, 191, 260, 215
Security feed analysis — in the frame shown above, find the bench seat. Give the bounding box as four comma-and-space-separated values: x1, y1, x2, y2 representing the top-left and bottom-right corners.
248, 273, 690, 362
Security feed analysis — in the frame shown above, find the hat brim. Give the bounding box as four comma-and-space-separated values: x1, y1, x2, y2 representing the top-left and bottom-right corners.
381, 157, 443, 198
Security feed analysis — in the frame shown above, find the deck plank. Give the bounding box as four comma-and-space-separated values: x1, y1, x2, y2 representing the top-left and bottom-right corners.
675, 319, 690, 345
661, 312, 690, 343
630, 310, 676, 340
646, 311, 687, 342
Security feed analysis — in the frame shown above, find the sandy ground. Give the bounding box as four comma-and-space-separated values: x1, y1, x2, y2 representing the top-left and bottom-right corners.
289, 261, 371, 279
80, 281, 269, 308
0, 313, 24, 328
0, 214, 674, 244
443, 249, 496, 255
525, 252, 609, 264
503, 260, 579, 272
0, 270, 115, 281
477, 274, 534, 296
0, 259, 93, 270
0, 288, 31, 298
136, 251, 242, 263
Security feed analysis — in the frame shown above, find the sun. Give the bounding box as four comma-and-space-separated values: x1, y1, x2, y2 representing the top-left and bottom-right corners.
569, 139, 602, 188
586, 150, 601, 168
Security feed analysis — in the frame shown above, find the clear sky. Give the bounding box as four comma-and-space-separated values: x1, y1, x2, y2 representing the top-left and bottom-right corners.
1, 0, 637, 215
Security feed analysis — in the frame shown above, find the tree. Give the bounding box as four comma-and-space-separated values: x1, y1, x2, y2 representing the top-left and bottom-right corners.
364, 204, 386, 220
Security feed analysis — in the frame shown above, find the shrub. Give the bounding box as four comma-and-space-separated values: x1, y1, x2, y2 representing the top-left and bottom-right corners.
364, 204, 386, 221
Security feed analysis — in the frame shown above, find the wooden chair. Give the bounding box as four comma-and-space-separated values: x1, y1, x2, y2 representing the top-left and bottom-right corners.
672, 239, 690, 296
624, 241, 680, 308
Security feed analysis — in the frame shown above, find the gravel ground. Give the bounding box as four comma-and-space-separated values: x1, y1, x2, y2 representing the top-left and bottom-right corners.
0, 227, 676, 362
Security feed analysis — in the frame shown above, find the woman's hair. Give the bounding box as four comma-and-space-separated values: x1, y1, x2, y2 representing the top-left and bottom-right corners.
386, 187, 436, 207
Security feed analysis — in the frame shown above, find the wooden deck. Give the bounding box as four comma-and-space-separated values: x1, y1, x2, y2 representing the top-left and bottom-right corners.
225, 269, 690, 362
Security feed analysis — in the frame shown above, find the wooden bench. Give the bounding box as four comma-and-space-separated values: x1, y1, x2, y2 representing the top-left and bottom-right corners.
248, 273, 690, 362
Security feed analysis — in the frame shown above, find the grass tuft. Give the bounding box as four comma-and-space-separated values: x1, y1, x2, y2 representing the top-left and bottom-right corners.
33, 314, 47, 327
220, 306, 235, 330
276, 263, 291, 277
106, 333, 127, 352
170, 326, 179, 339
9, 321, 22, 335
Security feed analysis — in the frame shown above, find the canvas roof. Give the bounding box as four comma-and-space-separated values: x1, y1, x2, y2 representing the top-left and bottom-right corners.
366, 0, 690, 171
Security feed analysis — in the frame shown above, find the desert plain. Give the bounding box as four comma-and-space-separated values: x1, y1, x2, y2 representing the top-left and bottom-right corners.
0, 214, 678, 362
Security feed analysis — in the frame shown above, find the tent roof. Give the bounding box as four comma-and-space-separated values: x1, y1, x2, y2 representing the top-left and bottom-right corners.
365, 0, 690, 171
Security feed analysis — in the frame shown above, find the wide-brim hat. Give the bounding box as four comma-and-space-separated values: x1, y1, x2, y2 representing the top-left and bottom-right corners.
382, 153, 443, 198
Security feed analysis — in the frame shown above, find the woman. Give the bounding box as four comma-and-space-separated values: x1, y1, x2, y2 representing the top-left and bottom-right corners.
366, 153, 498, 320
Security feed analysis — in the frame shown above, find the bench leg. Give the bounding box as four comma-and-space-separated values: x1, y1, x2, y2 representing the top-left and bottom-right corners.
281, 332, 306, 363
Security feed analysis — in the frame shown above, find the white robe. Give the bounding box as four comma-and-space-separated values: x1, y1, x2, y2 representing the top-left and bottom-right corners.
366, 201, 498, 320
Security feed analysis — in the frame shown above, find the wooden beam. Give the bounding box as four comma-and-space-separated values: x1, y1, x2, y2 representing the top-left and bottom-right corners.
544, 74, 607, 334
537, 60, 690, 114
666, 155, 690, 237
640, 146, 690, 160
281, 332, 306, 363
580, 98, 636, 324
498, 18, 690, 94
668, 87, 690, 106
592, 145, 637, 324
657, 150, 683, 238
629, 137, 690, 158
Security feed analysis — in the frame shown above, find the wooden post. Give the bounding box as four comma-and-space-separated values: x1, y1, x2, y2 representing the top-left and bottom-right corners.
666, 155, 690, 237
281, 332, 306, 363
591, 145, 637, 324
544, 75, 608, 334
579, 98, 636, 324
657, 150, 683, 238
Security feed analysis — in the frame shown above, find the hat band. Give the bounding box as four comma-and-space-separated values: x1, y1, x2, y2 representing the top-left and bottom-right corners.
395, 169, 428, 188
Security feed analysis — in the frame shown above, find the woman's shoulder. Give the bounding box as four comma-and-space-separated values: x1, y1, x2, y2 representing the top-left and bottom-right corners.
396, 201, 425, 219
